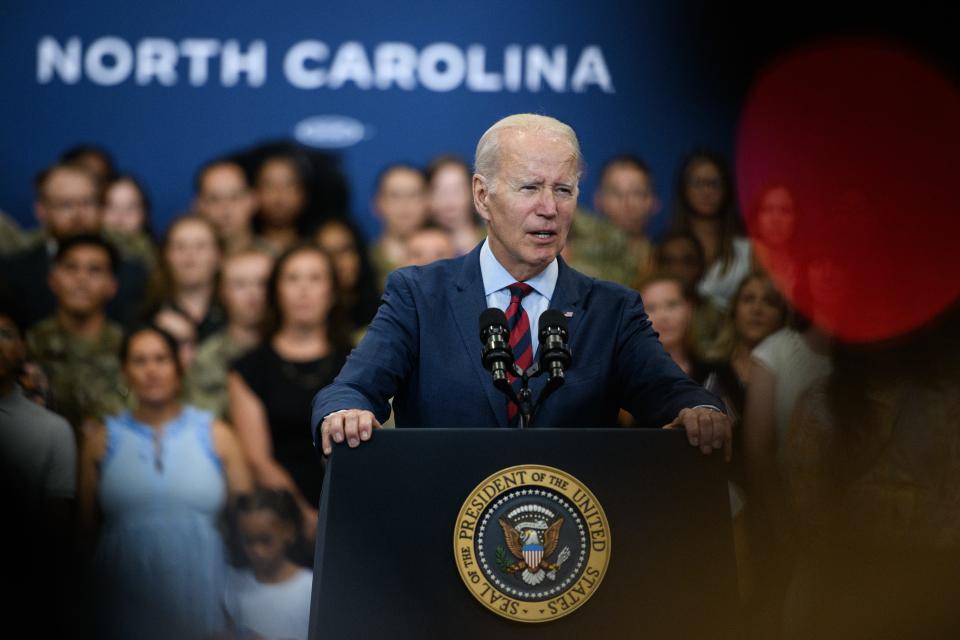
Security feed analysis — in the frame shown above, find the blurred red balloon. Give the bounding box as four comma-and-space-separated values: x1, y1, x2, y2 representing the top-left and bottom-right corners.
736, 40, 960, 343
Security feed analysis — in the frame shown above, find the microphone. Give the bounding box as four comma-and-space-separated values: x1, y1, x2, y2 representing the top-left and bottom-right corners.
538, 310, 572, 382
479, 308, 514, 384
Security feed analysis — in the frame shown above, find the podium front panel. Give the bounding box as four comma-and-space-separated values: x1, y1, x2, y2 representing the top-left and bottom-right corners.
309, 428, 740, 639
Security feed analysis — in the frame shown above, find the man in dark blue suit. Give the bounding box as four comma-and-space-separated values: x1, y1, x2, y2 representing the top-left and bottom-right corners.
313, 114, 730, 459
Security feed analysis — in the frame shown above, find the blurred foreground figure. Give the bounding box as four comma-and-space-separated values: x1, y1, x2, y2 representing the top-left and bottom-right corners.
780, 305, 960, 640
80, 326, 251, 640
225, 489, 314, 640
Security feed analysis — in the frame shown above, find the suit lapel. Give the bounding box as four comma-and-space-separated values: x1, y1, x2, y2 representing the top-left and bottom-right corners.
448, 245, 509, 427
527, 256, 592, 420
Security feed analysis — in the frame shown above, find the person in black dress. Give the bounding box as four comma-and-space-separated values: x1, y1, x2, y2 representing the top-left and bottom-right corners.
228, 243, 351, 541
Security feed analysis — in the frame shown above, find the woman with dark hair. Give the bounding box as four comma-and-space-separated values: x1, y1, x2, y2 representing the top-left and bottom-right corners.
145, 214, 225, 342
228, 244, 350, 537
652, 230, 726, 354
78, 325, 252, 640
102, 174, 158, 271
704, 271, 789, 422
225, 488, 314, 640
253, 147, 318, 255
426, 154, 484, 256
672, 150, 752, 309
315, 217, 381, 334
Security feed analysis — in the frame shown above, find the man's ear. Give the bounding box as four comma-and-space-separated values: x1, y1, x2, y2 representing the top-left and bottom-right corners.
473, 174, 491, 222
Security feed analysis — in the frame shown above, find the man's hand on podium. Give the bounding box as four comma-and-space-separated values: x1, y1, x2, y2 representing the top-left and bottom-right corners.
320, 409, 381, 456
662, 407, 732, 462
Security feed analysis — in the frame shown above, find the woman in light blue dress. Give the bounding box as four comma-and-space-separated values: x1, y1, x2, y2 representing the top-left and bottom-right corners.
79, 325, 252, 639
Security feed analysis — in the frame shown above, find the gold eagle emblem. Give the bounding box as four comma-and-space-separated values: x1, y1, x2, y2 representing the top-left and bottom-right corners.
498, 516, 567, 585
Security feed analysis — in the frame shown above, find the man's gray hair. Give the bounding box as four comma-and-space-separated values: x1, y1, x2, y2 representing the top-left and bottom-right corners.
474, 114, 583, 192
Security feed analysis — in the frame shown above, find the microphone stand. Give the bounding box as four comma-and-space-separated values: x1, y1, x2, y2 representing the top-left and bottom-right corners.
509, 359, 565, 429
511, 362, 537, 429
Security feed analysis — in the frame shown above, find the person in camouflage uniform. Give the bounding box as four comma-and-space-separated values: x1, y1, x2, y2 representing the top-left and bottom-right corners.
26, 235, 127, 428
563, 154, 658, 287
0, 210, 43, 256
562, 207, 638, 285
187, 249, 273, 418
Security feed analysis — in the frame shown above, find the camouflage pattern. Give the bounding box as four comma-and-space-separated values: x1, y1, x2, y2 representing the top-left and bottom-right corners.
563, 210, 652, 288
103, 229, 158, 271
691, 298, 727, 358
0, 211, 43, 256
26, 316, 128, 427
369, 242, 397, 292
185, 330, 253, 420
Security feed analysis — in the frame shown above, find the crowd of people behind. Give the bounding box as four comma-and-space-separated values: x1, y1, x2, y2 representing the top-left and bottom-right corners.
1, 137, 958, 639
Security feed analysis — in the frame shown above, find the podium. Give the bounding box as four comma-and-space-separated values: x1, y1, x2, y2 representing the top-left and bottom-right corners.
309, 428, 741, 639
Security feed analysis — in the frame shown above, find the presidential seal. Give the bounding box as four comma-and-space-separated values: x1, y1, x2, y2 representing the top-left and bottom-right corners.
453, 464, 611, 623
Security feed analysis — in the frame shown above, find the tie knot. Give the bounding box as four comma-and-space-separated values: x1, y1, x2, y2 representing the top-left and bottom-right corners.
508, 282, 534, 300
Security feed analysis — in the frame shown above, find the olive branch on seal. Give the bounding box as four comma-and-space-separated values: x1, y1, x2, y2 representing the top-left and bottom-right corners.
495, 545, 514, 571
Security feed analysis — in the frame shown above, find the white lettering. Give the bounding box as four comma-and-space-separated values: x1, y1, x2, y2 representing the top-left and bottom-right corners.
466, 45, 501, 92
503, 44, 522, 92
136, 38, 178, 86
327, 41, 373, 90
374, 42, 417, 90
284, 40, 329, 89
85, 36, 134, 86
525, 45, 566, 92
37, 36, 81, 84
34, 37, 616, 94
418, 43, 465, 92
221, 40, 266, 87
571, 46, 614, 93
180, 39, 220, 86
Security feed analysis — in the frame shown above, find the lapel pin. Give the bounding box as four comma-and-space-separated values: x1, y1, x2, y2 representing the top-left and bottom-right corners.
563, 311, 574, 318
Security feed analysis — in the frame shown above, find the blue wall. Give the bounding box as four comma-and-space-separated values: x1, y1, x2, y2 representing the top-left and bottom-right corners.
0, 1, 737, 241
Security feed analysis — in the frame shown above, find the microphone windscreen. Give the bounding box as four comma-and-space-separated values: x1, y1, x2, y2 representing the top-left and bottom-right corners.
480, 307, 508, 334
538, 309, 568, 336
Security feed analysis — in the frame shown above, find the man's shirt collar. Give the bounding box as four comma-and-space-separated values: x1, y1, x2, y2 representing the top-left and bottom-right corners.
479, 239, 558, 301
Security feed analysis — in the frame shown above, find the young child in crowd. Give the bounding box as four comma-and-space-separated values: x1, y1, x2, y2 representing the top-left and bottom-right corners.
225, 488, 314, 640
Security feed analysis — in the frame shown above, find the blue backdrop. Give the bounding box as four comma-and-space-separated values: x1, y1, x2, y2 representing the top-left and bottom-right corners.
0, 1, 737, 241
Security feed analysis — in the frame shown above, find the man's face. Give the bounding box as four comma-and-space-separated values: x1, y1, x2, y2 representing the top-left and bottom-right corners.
0, 315, 26, 383
220, 253, 273, 329
196, 164, 257, 240
375, 168, 428, 239
595, 164, 656, 235
48, 245, 117, 317
36, 168, 101, 240
474, 129, 579, 281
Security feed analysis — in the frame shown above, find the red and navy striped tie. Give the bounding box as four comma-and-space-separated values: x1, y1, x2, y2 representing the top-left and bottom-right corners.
505, 282, 534, 426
